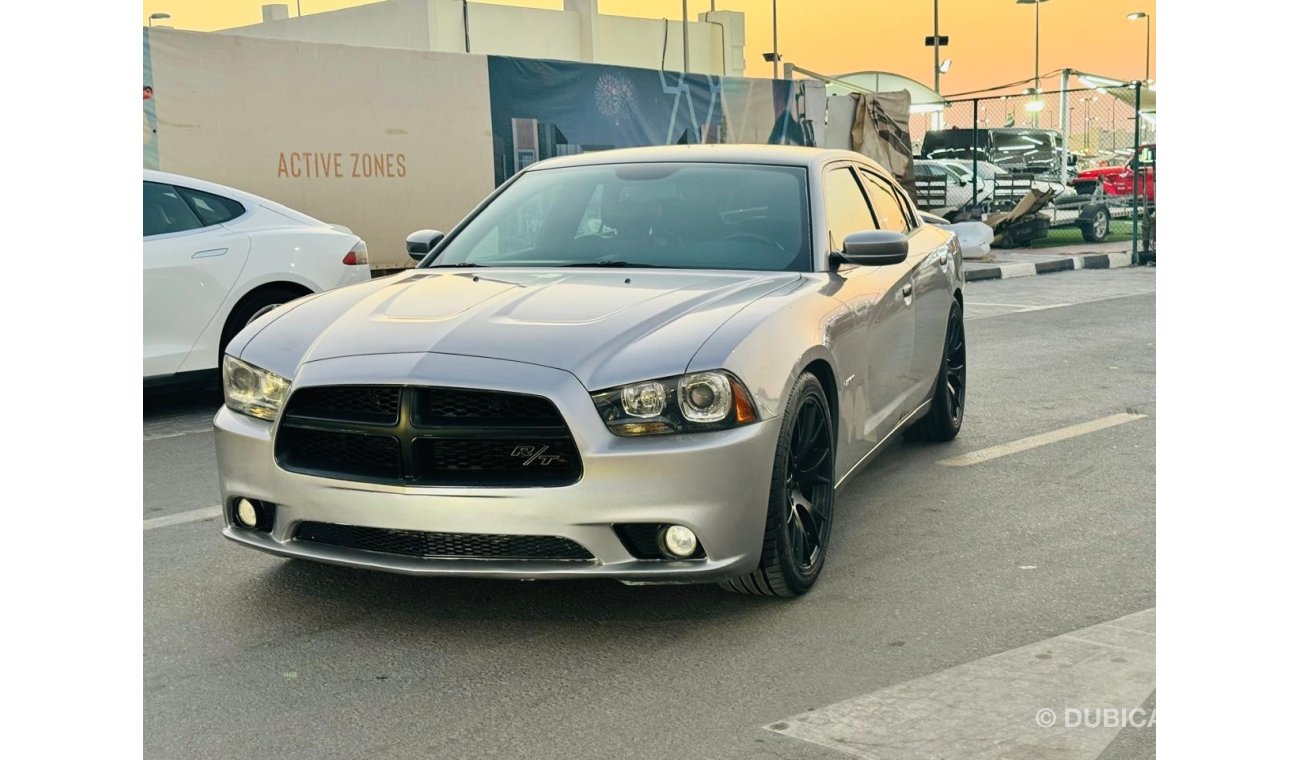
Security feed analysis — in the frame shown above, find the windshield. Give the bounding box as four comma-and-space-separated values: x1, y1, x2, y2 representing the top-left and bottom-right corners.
940, 162, 973, 180
923, 129, 1061, 171
428, 163, 812, 272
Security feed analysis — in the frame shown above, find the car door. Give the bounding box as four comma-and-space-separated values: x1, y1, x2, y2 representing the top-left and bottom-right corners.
822, 165, 915, 462
859, 168, 953, 406
143, 181, 251, 378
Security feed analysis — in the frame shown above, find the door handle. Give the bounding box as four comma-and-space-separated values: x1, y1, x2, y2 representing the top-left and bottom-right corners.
192, 248, 228, 259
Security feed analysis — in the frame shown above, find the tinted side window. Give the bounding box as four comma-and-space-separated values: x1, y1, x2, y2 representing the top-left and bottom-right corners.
859, 172, 909, 233
143, 182, 203, 237
824, 167, 877, 250
176, 186, 246, 226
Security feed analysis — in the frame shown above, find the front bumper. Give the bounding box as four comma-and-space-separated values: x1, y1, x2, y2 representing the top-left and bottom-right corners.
214, 352, 781, 583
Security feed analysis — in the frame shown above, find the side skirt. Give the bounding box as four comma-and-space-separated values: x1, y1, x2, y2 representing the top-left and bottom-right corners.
833, 400, 932, 490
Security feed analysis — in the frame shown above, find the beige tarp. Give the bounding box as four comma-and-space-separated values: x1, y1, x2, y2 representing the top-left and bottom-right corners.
849, 90, 915, 195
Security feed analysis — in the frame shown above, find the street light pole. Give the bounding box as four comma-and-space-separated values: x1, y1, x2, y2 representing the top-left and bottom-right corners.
933, 0, 940, 95
682, 0, 690, 73
1127, 12, 1151, 82
772, 0, 779, 79
1017, 0, 1049, 126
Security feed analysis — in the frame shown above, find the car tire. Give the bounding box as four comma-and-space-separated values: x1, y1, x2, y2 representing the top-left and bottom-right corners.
721, 372, 835, 598
905, 300, 966, 443
219, 286, 306, 360
1079, 206, 1110, 242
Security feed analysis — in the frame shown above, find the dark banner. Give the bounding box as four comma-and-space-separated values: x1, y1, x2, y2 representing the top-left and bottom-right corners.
487, 57, 825, 185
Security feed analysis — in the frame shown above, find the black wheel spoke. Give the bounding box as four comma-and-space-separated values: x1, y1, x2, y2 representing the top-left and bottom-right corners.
797, 446, 829, 474
783, 393, 835, 571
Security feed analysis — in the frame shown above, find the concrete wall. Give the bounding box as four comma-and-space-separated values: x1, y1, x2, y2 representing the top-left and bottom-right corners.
224, 0, 433, 51
148, 28, 496, 270
221, 0, 745, 75
593, 14, 720, 74
467, 4, 581, 60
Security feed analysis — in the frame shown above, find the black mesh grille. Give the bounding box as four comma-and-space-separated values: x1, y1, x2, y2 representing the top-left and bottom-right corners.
416, 388, 562, 425
411, 438, 579, 486
294, 521, 593, 561
276, 427, 401, 480
285, 386, 402, 424
274, 385, 581, 487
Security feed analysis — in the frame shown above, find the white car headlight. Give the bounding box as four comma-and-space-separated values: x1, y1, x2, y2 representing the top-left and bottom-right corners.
591, 370, 757, 436
222, 355, 291, 421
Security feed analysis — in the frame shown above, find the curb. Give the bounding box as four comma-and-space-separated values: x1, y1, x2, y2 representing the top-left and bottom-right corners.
965, 252, 1136, 282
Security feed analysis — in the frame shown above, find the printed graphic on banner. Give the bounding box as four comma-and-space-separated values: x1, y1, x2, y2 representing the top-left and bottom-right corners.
487, 57, 824, 185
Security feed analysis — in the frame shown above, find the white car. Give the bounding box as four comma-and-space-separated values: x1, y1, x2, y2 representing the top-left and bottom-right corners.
956, 160, 1076, 199
914, 159, 988, 211
144, 170, 370, 384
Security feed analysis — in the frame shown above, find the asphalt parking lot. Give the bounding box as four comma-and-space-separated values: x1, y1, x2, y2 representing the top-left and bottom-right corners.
145, 267, 1156, 760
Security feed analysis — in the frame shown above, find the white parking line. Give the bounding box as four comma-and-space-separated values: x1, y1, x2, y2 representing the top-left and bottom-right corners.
144, 505, 222, 531
940, 413, 1147, 467
143, 428, 212, 442
965, 292, 1155, 321
767, 608, 1155, 760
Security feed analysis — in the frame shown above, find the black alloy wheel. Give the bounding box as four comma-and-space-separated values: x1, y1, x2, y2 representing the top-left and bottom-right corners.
942, 305, 966, 428
722, 372, 835, 597
784, 395, 834, 571
906, 300, 967, 442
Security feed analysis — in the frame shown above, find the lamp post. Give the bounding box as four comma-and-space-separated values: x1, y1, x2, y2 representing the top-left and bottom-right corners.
682, 0, 690, 73
1016, 0, 1049, 126
148, 12, 170, 26
932, 0, 940, 95
771, 1, 779, 79
1127, 11, 1151, 83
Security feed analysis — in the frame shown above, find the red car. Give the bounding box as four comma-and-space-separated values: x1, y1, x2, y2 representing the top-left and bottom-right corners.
1072, 144, 1155, 201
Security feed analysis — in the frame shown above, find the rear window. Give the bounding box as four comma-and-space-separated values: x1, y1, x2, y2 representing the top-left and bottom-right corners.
143, 182, 202, 237
175, 186, 246, 226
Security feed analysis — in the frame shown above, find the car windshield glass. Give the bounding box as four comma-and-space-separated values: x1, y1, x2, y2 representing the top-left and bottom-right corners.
924, 129, 1059, 171
428, 163, 812, 272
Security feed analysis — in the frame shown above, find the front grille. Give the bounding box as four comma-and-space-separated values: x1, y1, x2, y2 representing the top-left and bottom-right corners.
276, 427, 401, 481
275, 386, 582, 487
287, 386, 401, 424
417, 388, 561, 424
411, 437, 579, 486
294, 521, 594, 561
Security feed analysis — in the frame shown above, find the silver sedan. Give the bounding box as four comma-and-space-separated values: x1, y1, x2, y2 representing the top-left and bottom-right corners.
214, 145, 966, 597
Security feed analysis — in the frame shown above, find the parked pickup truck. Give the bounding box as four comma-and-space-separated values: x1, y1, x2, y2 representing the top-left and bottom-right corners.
1072, 143, 1155, 201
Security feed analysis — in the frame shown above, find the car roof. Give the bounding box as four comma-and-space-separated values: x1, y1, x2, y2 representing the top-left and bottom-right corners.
524, 144, 889, 175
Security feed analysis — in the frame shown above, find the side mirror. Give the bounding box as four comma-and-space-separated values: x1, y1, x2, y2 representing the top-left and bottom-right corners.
407, 229, 445, 261
833, 230, 909, 267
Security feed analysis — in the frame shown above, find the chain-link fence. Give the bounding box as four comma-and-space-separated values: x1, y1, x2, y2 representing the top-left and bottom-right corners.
907, 84, 1155, 256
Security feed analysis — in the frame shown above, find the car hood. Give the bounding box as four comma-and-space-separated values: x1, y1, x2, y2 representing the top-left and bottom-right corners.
237, 268, 801, 390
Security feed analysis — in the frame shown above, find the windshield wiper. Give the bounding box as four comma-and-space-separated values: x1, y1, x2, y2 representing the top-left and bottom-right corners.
426, 262, 488, 268
560, 261, 665, 268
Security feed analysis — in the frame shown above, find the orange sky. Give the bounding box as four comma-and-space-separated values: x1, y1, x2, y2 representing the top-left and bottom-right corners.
141, 0, 1155, 95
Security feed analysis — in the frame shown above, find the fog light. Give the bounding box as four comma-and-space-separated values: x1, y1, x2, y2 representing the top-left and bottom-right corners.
661, 525, 698, 558
235, 498, 259, 529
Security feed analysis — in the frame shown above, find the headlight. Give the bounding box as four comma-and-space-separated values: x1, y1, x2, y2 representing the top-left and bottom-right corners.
591, 370, 758, 436
222, 355, 291, 421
